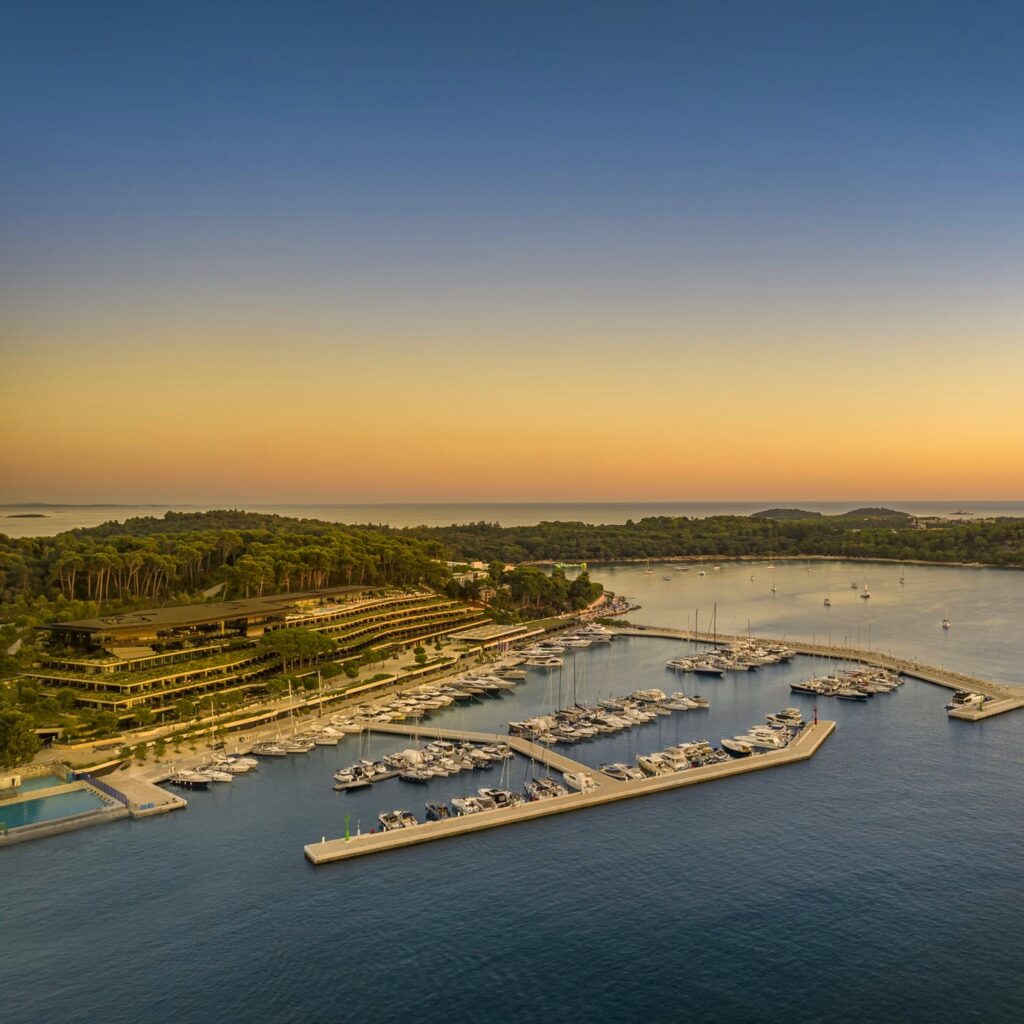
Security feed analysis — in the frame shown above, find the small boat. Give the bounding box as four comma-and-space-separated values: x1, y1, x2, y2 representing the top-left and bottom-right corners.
281, 738, 316, 753
630, 688, 668, 704
451, 795, 497, 815
378, 810, 417, 831
690, 662, 725, 677
942, 618, 951, 630
169, 770, 210, 789
824, 597, 831, 607
790, 681, 823, 694
425, 802, 451, 821
524, 778, 568, 801
720, 738, 753, 758
252, 742, 289, 757
478, 788, 522, 807
836, 688, 868, 701
562, 770, 596, 793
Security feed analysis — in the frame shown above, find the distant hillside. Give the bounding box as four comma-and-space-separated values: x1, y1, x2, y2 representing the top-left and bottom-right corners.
750, 508, 823, 520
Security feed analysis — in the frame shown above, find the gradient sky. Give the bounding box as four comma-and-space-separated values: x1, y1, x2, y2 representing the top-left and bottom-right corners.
2, 1, 1022, 503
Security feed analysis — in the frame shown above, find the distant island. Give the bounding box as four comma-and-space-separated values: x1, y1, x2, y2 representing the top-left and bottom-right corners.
6, 513, 48, 519
837, 507, 914, 521
751, 507, 912, 521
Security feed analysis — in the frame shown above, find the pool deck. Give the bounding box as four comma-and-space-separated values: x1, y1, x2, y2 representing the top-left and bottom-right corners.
112, 774, 189, 817
304, 718, 835, 865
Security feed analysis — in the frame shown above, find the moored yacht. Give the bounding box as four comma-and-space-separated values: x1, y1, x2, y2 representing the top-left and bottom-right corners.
425, 802, 451, 821
561, 770, 596, 793
169, 770, 211, 789
720, 738, 754, 758
378, 810, 417, 831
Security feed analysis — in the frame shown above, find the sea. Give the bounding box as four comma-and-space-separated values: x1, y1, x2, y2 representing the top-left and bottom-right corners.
3, 561, 1022, 1023
2, 500, 1023, 537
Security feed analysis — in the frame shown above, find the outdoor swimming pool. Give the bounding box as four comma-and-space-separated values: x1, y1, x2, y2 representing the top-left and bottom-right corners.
11, 773, 70, 793
0, 789, 107, 832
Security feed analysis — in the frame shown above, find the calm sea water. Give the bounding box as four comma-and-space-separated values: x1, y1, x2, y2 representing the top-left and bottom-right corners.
3, 563, 1022, 1023
2, 500, 1023, 537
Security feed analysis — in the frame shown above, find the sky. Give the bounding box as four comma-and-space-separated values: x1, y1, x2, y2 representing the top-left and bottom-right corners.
2, 1, 1022, 503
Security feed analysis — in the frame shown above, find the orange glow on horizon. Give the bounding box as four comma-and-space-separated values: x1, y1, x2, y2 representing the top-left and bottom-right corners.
3, 312, 1022, 503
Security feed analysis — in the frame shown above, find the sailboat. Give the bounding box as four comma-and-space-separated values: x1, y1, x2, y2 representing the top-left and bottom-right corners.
643, 559, 654, 575
281, 682, 314, 752
860, 584, 871, 600
942, 605, 951, 630
823, 594, 831, 607
898, 563, 906, 585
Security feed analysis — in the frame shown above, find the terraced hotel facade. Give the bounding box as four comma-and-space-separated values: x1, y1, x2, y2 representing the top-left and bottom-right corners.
27, 589, 486, 721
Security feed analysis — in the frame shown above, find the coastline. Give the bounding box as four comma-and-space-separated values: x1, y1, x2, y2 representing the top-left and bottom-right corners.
528, 554, 1023, 571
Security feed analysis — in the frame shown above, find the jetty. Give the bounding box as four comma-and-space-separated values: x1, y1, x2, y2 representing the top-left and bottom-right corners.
612, 626, 1024, 721
304, 718, 835, 864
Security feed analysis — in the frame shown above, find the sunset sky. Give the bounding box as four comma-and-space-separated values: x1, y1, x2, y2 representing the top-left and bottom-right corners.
3, 1, 1022, 503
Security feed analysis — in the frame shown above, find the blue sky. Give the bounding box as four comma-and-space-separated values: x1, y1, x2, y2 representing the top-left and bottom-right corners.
2, 1, 1022, 501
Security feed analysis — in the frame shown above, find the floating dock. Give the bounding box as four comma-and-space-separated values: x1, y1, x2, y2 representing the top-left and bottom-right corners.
304, 719, 835, 864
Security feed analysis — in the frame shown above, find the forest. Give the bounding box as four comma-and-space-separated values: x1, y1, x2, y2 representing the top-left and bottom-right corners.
402, 513, 1024, 567
0, 510, 450, 612
3, 509, 1022, 646
0, 511, 603, 678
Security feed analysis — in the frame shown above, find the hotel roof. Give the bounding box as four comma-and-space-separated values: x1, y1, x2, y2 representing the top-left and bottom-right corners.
46, 586, 371, 636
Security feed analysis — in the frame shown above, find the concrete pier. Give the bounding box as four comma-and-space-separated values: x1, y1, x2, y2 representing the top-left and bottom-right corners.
304, 719, 835, 864
614, 626, 1024, 719
112, 774, 189, 817
367, 722, 614, 788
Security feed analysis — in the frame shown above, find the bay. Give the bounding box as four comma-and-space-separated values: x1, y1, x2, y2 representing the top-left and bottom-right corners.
2, 562, 1022, 1023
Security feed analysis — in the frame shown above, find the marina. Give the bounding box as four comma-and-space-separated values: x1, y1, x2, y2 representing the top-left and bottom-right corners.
305, 718, 836, 863
615, 626, 1024, 720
